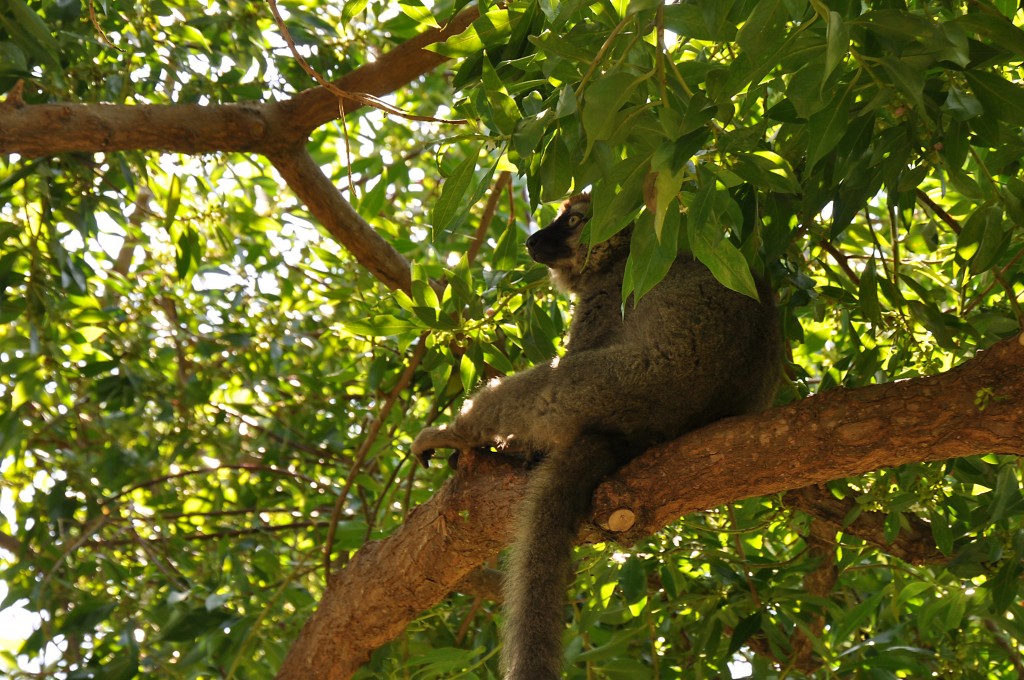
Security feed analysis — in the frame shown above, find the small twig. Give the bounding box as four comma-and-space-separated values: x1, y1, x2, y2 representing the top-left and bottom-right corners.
819, 240, 860, 285
1, 79, 25, 108
655, 7, 666, 106
89, 520, 328, 546
995, 269, 1024, 324
126, 520, 189, 588
727, 505, 763, 609
576, 14, 634, 96
961, 248, 1019, 314
87, 0, 125, 52
888, 203, 901, 288
401, 451, 416, 521
984, 618, 1024, 677
217, 403, 344, 465
225, 549, 317, 680
914, 188, 961, 235
454, 596, 485, 646
101, 465, 329, 506
0, 530, 22, 555
368, 422, 412, 538
467, 171, 512, 264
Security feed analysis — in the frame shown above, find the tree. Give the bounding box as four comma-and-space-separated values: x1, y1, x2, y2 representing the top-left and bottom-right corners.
1, 0, 1022, 678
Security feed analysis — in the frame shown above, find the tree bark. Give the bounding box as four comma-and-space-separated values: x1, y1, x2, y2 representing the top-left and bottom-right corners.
267, 147, 414, 292
276, 333, 1024, 680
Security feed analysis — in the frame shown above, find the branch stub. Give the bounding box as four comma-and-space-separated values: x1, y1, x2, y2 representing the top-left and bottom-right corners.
606, 508, 636, 532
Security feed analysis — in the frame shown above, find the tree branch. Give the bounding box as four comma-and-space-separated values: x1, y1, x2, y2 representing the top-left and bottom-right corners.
784, 485, 944, 565
278, 454, 525, 680
277, 334, 1024, 680
0, 8, 482, 294
0, 7, 479, 156
267, 147, 413, 292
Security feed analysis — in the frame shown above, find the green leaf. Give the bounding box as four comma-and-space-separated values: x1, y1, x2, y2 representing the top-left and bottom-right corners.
181, 25, 211, 52
626, 0, 661, 17
687, 223, 758, 299
481, 55, 522, 135
340, 315, 422, 337
427, 8, 511, 57
964, 71, 1024, 126
686, 173, 759, 300
729, 151, 800, 194
735, 0, 784, 63
988, 464, 1022, 523
988, 559, 1022, 614
881, 56, 925, 114
618, 556, 646, 604
60, 600, 117, 634
581, 71, 644, 150
956, 206, 1004, 274
894, 581, 933, 611
342, 0, 368, 23
459, 352, 477, 394
930, 506, 953, 556
906, 301, 956, 350
481, 343, 514, 375
651, 168, 686, 240
539, 131, 573, 201
432, 146, 480, 234
623, 207, 679, 303
398, 0, 439, 28
728, 611, 763, 655
806, 80, 855, 169
493, 217, 520, 272
858, 259, 881, 327
588, 158, 648, 243
162, 175, 182, 233
942, 589, 967, 633
2, 0, 60, 70
824, 11, 849, 81
942, 87, 983, 122
953, 13, 1024, 60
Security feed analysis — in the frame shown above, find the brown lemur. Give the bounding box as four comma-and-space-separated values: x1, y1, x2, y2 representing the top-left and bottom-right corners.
412, 193, 781, 679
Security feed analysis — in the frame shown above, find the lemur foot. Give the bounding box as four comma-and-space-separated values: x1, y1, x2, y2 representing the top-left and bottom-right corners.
412, 425, 472, 467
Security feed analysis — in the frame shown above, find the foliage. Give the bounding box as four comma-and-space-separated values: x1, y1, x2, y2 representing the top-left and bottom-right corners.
1, 0, 1023, 678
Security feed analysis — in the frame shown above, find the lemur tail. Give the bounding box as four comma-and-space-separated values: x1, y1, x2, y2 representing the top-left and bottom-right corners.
500, 434, 623, 680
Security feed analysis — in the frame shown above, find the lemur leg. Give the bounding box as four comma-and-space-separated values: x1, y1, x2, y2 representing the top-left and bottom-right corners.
413, 344, 703, 465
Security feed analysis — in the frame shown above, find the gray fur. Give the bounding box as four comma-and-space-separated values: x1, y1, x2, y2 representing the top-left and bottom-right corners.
412, 194, 780, 679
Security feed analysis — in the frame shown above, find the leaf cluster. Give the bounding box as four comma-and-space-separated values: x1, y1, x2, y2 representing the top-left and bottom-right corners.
1, 0, 1023, 678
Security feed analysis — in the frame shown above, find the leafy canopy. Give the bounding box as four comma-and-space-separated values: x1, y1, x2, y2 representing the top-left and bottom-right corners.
1, 0, 1023, 678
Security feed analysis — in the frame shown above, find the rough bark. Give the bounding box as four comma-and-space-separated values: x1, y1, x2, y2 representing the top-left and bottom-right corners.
278, 453, 528, 680
276, 334, 1024, 680
589, 333, 1024, 544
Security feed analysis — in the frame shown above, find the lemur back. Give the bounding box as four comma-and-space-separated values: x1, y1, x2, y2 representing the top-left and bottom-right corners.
413, 193, 780, 679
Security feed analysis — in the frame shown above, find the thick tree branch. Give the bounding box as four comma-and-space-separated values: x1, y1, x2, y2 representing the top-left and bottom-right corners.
0, 8, 479, 156
267, 147, 412, 292
277, 334, 1024, 680
590, 335, 1023, 544
278, 454, 526, 680
278, 9, 479, 139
